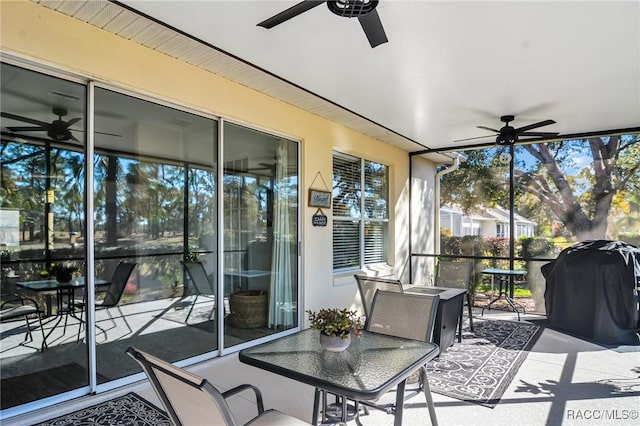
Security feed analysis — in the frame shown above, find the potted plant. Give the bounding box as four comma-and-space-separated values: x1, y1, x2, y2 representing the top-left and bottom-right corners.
307, 308, 363, 352
184, 250, 201, 263
0, 248, 11, 262
49, 262, 79, 283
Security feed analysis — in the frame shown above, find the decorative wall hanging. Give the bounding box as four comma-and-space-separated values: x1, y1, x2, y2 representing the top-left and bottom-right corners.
312, 209, 328, 227
308, 171, 331, 208
308, 189, 331, 208
309, 171, 330, 225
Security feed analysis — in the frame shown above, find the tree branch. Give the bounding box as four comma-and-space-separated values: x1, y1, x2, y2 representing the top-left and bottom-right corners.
526, 143, 592, 232
514, 170, 566, 219
616, 161, 640, 192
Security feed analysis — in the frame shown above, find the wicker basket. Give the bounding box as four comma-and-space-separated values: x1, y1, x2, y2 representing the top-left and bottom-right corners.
229, 290, 268, 328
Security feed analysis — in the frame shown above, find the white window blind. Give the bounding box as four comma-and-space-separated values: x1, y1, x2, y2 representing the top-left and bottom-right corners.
332, 153, 388, 271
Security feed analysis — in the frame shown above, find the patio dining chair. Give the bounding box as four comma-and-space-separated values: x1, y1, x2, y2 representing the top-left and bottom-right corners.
181, 261, 216, 323
75, 262, 137, 340
354, 274, 404, 319
315, 291, 440, 426
125, 346, 307, 426
435, 259, 474, 337
1, 293, 47, 351
364, 290, 439, 425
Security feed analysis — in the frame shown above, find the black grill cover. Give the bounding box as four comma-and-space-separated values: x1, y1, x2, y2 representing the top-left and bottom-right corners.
542, 240, 640, 345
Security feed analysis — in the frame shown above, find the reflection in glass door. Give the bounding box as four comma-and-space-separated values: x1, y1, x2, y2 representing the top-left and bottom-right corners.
93, 87, 218, 381
0, 61, 299, 416
1, 62, 89, 410
223, 123, 298, 347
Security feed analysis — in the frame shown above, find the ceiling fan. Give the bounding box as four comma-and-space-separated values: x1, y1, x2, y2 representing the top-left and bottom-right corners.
1, 107, 120, 141
258, 0, 388, 48
455, 115, 559, 145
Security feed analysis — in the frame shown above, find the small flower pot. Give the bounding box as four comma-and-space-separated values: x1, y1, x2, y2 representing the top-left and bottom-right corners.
319, 332, 351, 352
55, 270, 73, 283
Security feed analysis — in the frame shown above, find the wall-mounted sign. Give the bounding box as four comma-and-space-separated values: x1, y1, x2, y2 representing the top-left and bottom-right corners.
308, 189, 331, 208
312, 209, 328, 227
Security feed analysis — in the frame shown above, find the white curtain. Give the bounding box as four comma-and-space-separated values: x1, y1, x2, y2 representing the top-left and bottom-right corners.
268, 140, 295, 328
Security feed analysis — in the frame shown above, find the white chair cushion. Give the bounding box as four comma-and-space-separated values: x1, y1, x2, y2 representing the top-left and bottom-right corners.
246, 409, 308, 425
0, 305, 38, 321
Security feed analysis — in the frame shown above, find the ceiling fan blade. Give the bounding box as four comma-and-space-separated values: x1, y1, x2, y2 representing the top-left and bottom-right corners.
7, 126, 48, 132
514, 119, 556, 133
69, 128, 123, 138
257, 0, 325, 29
1, 112, 50, 127
96, 130, 123, 138
66, 117, 82, 126
477, 126, 500, 133
453, 134, 496, 143
519, 131, 560, 137
358, 10, 388, 48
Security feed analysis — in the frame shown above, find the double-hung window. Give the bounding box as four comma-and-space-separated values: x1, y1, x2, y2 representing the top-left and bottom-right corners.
332, 152, 389, 271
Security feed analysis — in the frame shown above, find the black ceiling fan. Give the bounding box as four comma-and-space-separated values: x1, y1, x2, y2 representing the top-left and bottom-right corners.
2, 107, 120, 141
455, 115, 559, 145
258, 0, 388, 48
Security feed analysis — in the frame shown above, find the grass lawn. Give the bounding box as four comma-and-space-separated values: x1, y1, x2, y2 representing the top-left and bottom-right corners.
475, 282, 532, 297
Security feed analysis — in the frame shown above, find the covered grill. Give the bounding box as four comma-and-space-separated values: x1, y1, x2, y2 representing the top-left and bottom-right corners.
542, 240, 640, 345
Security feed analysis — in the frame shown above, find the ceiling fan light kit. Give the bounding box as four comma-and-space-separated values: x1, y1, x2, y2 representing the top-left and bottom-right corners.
327, 0, 377, 17
258, 0, 388, 48
47, 107, 80, 141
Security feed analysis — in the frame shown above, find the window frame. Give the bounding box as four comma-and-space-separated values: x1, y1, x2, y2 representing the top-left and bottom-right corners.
332, 151, 389, 272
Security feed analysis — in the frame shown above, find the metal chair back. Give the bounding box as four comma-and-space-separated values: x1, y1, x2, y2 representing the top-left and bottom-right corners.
366, 290, 440, 343
363, 290, 441, 425
181, 261, 214, 296
126, 347, 305, 426
126, 346, 236, 426
102, 262, 137, 307
434, 260, 473, 290
354, 274, 404, 318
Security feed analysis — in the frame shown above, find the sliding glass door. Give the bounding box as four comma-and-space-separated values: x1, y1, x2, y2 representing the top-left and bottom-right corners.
92, 87, 219, 380
223, 123, 299, 347
1, 62, 89, 408
1, 61, 301, 415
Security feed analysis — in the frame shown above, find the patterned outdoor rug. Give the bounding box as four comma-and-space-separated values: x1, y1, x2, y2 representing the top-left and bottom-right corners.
34, 392, 170, 426
426, 318, 542, 408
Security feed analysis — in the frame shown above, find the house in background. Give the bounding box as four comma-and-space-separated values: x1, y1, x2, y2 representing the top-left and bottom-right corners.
440, 205, 535, 239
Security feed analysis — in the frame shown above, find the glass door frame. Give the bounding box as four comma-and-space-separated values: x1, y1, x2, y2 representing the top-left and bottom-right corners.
217, 118, 303, 355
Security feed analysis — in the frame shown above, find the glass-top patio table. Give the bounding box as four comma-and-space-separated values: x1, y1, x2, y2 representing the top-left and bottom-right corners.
16, 278, 111, 314
480, 268, 527, 320
16, 277, 110, 291
239, 328, 439, 425
16, 278, 111, 340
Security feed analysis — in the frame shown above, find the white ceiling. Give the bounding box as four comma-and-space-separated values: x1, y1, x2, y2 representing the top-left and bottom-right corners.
40, 1, 640, 152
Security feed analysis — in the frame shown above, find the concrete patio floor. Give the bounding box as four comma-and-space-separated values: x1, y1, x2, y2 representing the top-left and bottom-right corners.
3, 309, 639, 425
186, 310, 640, 426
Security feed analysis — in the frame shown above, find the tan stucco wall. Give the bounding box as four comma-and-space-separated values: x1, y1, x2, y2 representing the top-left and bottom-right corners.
0, 0, 412, 314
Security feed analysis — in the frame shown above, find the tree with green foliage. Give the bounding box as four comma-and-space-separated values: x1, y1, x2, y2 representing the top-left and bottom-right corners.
441, 134, 640, 241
